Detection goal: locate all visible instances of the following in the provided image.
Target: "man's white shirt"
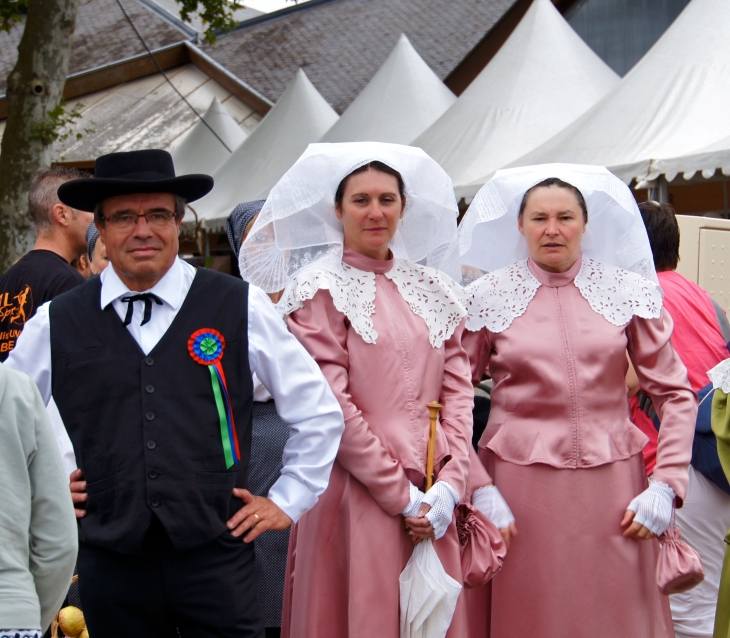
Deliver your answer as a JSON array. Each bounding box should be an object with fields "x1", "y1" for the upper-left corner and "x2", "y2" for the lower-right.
[{"x1": 5, "y1": 258, "x2": 345, "y2": 522}]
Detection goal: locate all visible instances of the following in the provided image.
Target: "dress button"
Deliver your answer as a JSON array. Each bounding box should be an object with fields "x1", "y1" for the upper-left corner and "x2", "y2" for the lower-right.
[
  {"x1": 146, "y1": 440, "x2": 156, "y2": 449},
  {"x1": 146, "y1": 411, "x2": 155, "y2": 421},
  {"x1": 148, "y1": 470, "x2": 158, "y2": 479},
  {"x1": 150, "y1": 498, "x2": 160, "y2": 507},
  {"x1": 145, "y1": 356, "x2": 154, "y2": 366},
  {"x1": 146, "y1": 384, "x2": 155, "y2": 393}
]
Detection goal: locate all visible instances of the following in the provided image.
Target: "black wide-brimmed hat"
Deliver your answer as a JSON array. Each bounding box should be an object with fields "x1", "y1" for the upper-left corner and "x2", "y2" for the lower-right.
[{"x1": 58, "y1": 149, "x2": 214, "y2": 212}]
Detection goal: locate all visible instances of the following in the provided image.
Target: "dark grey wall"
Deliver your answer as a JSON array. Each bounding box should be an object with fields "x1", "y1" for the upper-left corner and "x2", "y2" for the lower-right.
[{"x1": 566, "y1": 0, "x2": 691, "y2": 76}]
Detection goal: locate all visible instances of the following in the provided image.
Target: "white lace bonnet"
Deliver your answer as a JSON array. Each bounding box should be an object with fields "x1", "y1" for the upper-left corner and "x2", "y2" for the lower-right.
[
  {"x1": 239, "y1": 142, "x2": 461, "y2": 292},
  {"x1": 458, "y1": 163, "x2": 658, "y2": 284}
]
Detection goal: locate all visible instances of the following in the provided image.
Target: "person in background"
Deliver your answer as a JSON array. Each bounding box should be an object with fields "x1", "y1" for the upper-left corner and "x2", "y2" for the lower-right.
[
  {"x1": 227, "y1": 200, "x2": 289, "y2": 638},
  {"x1": 85, "y1": 222, "x2": 108, "y2": 276},
  {"x1": 0, "y1": 166, "x2": 91, "y2": 361},
  {"x1": 630, "y1": 201, "x2": 730, "y2": 638},
  {"x1": 70, "y1": 253, "x2": 91, "y2": 279},
  {"x1": 0, "y1": 363, "x2": 77, "y2": 637}
]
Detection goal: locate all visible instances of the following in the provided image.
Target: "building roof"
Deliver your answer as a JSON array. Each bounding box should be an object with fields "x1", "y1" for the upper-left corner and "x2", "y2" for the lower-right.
[
  {"x1": 0, "y1": 0, "x2": 188, "y2": 94},
  {"x1": 201, "y1": 0, "x2": 517, "y2": 114}
]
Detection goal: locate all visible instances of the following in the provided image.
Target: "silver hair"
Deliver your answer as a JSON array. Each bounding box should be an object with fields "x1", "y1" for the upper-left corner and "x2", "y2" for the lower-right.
[{"x1": 28, "y1": 166, "x2": 88, "y2": 232}]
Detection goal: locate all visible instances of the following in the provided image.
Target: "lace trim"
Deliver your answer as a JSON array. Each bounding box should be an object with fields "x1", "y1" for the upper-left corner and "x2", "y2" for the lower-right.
[
  {"x1": 574, "y1": 257, "x2": 662, "y2": 326},
  {"x1": 279, "y1": 256, "x2": 467, "y2": 347},
  {"x1": 465, "y1": 257, "x2": 663, "y2": 333},
  {"x1": 385, "y1": 261, "x2": 468, "y2": 348},
  {"x1": 279, "y1": 251, "x2": 379, "y2": 343},
  {"x1": 465, "y1": 260, "x2": 541, "y2": 333},
  {"x1": 708, "y1": 359, "x2": 730, "y2": 393}
]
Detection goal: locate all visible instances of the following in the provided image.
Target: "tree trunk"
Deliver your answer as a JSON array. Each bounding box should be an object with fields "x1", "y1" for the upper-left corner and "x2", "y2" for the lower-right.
[{"x1": 0, "y1": 0, "x2": 79, "y2": 271}]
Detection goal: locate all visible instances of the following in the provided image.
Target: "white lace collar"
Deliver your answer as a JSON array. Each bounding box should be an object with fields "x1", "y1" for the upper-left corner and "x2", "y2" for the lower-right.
[
  {"x1": 708, "y1": 359, "x2": 730, "y2": 393},
  {"x1": 279, "y1": 252, "x2": 468, "y2": 348},
  {"x1": 465, "y1": 257, "x2": 663, "y2": 333}
]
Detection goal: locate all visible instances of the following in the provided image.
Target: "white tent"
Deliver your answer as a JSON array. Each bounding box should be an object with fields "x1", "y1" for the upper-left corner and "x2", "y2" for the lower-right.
[
  {"x1": 171, "y1": 96, "x2": 247, "y2": 176},
  {"x1": 191, "y1": 69, "x2": 339, "y2": 230},
  {"x1": 509, "y1": 0, "x2": 730, "y2": 177},
  {"x1": 319, "y1": 34, "x2": 456, "y2": 145},
  {"x1": 612, "y1": 134, "x2": 730, "y2": 186},
  {"x1": 413, "y1": 0, "x2": 619, "y2": 199}
]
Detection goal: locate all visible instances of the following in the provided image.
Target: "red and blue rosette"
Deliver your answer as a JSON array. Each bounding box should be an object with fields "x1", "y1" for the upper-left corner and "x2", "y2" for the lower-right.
[{"x1": 187, "y1": 328, "x2": 240, "y2": 469}]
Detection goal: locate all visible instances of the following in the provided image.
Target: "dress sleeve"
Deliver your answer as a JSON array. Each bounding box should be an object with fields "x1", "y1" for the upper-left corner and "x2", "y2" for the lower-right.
[
  {"x1": 461, "y1": 327, "x2": 491, "y2": 386},
  {"x1": 627, "y1": 309, "x2": 697, "y2": 504},
  {"x1": 434, "y1": 320, "x2": 480, "y2": 498},
  {"x1": 287, "y1": 290, "x2": 411, "y2": 516}
]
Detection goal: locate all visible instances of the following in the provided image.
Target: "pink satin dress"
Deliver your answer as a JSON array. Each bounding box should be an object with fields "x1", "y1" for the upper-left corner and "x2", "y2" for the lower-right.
[
  {"x1": 281, "y1": 247, "x2": 476, "y2": 638},
  {"x1": 463, "y1": 256, "x2": 697, "y2": 638}
]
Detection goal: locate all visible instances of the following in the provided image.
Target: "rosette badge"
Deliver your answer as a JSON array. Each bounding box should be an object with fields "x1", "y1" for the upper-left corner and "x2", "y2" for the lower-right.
[{"x1": 188, "y1": 328, "x2": 241, "y2": 468}]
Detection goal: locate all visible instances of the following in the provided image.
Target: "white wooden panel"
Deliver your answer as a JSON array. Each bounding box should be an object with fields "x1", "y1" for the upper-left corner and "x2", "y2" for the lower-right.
[{"x1": 699, "y1": 228, "x2": 730, "y2": 310}]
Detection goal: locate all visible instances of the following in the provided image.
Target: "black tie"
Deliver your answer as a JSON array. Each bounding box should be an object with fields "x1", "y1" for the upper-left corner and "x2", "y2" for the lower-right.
[{"x1": 121, "y1": 293, "x2": 163, "y2": 326}]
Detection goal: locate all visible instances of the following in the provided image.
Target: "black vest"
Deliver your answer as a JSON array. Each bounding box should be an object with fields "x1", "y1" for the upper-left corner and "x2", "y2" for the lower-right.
[{"x1": 50, "y1": 268, "x2": 253, "y2": 554}]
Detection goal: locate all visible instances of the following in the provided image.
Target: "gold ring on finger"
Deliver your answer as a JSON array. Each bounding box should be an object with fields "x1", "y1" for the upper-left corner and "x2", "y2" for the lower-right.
[{"x1": 254, "y1": 513, "x2": 260, "y2": 521}]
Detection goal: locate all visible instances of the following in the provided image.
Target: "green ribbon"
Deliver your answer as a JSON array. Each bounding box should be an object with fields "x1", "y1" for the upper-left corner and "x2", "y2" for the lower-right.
[{"x1": 209, "y1": 365, "x2": 234, "y2": 469}]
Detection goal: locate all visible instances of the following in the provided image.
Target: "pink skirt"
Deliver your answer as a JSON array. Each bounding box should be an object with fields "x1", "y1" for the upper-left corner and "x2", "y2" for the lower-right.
[
  {"x1": 281, "y1": 460, "x2": 468, "y2": 638},
  {"x1": 471, "y1": 450, "x2": 675, "y2": 638}
]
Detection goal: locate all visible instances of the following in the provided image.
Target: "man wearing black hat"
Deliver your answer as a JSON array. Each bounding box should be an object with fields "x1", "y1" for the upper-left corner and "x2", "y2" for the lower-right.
[{"x1": 6, "y1": 150, "x2": 345, "y2": 638}]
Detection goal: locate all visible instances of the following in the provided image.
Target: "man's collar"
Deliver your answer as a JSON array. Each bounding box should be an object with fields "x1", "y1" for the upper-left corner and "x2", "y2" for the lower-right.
[{"x1": 100, "y1": 257, "x2": 187, "y2": 310}]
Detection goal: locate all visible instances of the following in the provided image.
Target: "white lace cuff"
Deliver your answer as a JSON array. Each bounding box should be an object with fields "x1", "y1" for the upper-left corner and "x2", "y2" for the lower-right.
[
  {"x1": 626, "y1": 481, "x2": 675, "y2": 536},
  {"x1": 472, "y1": 485, "x2": 515, "y2": 529},
  {"x1": 402, "y1": 482, "x2": 426, "y2": 518},
  {"x1": 423, "y1": 481, "x2": 459, "y2": 540}
]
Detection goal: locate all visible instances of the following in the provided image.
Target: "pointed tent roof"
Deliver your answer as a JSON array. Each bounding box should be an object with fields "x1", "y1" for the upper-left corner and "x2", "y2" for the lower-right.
[
  {"x1": 319, "y1": 34, "x2": 456, "y2": 144},
  {"x1": 193, "y1": 69, "x2": 339, "y2": 230},
  {"x1": 413, "y1": 0, "x2": 619, "y2": 198},
  {"x1": 171, "y1": 96, "x2": 247, "y2": 176},
  {"x1": 510, "y1": 0, "x2": 730, "y2": 177}
]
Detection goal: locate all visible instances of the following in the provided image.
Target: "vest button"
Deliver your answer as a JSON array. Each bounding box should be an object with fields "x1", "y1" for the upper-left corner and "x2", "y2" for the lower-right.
[
  {"x1": 146, "y1": 411, "x2": 155, "y2": 421},
  {"x1": 148, "y1": 470, "x2": 158, "y2": 479},
  {"x1": 150, "y1": 498, "x2": 160, "y2": 507},
  {"x1": 146, "y1": 440, "x2": 156, "y2": 449},
  {"x1": 145, "y1": 356, "x2": 154, "y2": 366},
  {"x1": 146, "y1": 385, "x2": 155, "y2": 393}
]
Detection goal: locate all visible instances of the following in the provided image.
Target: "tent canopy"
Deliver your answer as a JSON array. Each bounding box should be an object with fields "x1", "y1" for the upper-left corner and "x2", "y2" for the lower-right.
[
  {"x1": 413, "y1": 0, "x2": 619, "y2": 198},
  {"x1": 191, "y1": 69, "x2": 339, "y2": 230},
  {"x1": 171, "y1": 96, "x2": 247, "y2": 176},
  {"x1": 319, "y1": 34, "x2": 456, "y2": 144},
  {"x1": 509, "y1": 0, "x2": 730, "y2": 178}
]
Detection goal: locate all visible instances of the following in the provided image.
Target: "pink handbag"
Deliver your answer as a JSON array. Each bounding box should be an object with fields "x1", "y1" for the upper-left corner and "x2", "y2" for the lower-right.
[
  {"x1": 455, "y1": 502, "x2": 507, "y2": 589},
  {"x1": 656, "y1": 517, "x2": 705, "y2": 595}
]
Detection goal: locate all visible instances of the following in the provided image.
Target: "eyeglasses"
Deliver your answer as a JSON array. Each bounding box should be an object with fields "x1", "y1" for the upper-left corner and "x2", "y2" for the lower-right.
[{"x1": 103, "y1": 211, "x2": 175, "y2": 230}]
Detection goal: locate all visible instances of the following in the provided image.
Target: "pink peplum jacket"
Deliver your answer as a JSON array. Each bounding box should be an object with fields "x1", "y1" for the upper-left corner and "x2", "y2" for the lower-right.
[{"x1": 462, "y1": 254, "x2": 698, "y2": 503}]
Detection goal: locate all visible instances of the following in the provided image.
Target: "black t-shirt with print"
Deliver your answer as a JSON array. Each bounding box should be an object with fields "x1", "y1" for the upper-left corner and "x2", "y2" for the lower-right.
[{"x1": 0, "y1": 249, "x2": 85, "y2": 360}]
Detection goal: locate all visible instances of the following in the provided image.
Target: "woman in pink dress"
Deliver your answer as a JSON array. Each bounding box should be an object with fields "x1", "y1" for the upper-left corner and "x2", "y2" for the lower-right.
[
  {"x1": 239, "y1": 142, "x2": 513, "y2": 638},
  {"x1": 459, "y1": 165, "x2": 698, "y2": 638}
]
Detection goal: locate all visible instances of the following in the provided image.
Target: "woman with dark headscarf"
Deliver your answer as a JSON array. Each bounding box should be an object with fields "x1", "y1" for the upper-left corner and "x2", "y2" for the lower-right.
[{"x1": 227, "y1": 200, "x2": 289, "y2": 638}]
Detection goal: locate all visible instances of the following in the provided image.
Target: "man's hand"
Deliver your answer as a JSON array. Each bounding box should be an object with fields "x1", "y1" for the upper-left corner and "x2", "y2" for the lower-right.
[
  {"x1": 226, "y1": 489, "x2": 293, "y2": 543},
  {"x1": 69, "y1": 468, "x2": 87, "y2": 518}
]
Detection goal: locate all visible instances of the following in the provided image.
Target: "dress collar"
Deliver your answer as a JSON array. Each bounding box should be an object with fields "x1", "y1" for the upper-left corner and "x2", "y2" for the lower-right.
[
  {"x1": 528, "y1": 253, "x2": 583, "y2": 288},
  {"x1": 100, "y1": 257, "x2": 189, "y2": 310},
  {"x1": 342, "y1": 246, "x2": 395, "y2": 274}
]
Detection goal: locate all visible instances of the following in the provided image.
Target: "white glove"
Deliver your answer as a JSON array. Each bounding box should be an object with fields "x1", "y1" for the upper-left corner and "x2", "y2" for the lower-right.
[
  {"x1": 472, "y1": 485, "x2": 515, "y2": 529},
  {"x1": 626, "y1": 480, "x2": 675, "y2": 536},
  {"x1": 402, "y1": 483, "x2": 426, "y2": 518},
  {"x1": 422, "y1": 481, "x2": 459, "y2": 540}
]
